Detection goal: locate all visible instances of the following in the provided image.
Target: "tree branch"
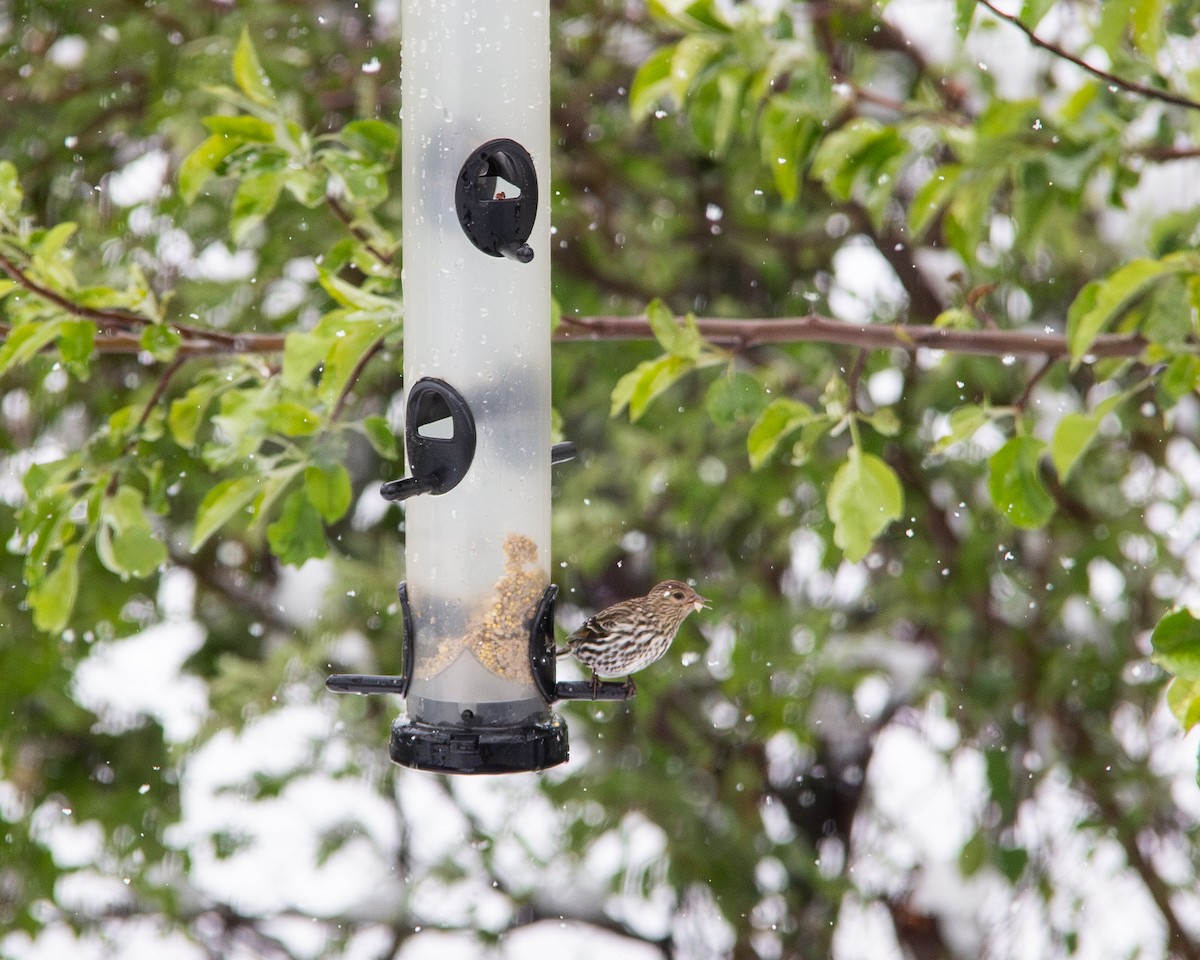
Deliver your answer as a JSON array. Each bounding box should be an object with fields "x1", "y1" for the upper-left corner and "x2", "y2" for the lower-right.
[
  {"x1": 3, "y1": 303, "x2": 1152, "y2": 365},
  {"x1": 326, "y1": 194, "x2": 395, "y2": 266},
  {"x1": 0, "y1": 249, "x2": 241, "y2": 344},
  {"x1": 6, "y1": 312, "x2": 1150, "y2": 362},
  {"x1": 557, "y1": 312, "x2": 1146, "y2": 359},
  {"x1": 975, "y1": 0, "x2": 1200, "y2": 112}
]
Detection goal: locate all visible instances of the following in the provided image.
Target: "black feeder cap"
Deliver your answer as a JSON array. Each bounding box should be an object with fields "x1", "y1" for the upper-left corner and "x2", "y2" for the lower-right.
[{"x1": 390, "y1": 714, "x2": 568, "y2": 774}]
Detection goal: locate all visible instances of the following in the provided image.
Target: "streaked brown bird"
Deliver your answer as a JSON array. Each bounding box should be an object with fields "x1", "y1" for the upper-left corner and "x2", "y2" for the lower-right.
[{"x1": 560, "y1": 580, "x2": 710, "y2": 694}]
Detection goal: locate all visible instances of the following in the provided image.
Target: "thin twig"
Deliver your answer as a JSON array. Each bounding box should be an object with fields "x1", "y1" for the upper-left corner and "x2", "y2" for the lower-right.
[
  {"x1": 975, "y1": 0, "x2": 1200, "y2": 112},
  {"x1": 0, "y1": 249, "x2": 241, "y2": 344},
  {"x1": 132, "y1": 355, "x2": 185, "y2": 436},
  {"x1": 331, "y1": 337, "x2": 386, "y2": 421},
  {"x1": 1012, "y1": 356, "x2": 1056, "y2": 414},
  {"x1": 845, "y1": 347, "x2": 869, "y2": 414},
  {"x1": 326, "y1": 194, "x2": 395, "y2": 266}
]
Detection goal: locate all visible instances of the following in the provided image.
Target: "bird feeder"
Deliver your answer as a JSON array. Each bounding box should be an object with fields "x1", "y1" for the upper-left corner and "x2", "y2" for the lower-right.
[{"x1": 327, "y1": 0, "x2": 628, "y2": 775}]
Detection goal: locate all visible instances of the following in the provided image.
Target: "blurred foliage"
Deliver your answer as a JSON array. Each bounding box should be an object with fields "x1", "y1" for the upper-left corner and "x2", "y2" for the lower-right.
[{"x1": 3, "y1": 0, "x2": 1200, "y2": 958}]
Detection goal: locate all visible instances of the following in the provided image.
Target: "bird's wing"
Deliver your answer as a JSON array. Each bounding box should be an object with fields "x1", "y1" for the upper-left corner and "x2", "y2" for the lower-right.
[
  {"x1": 565, "y1": 617, "x2": 606, "y2": 647},
  {"x1": 565, "y1": 601, "x2": 631, "y2": 647}
]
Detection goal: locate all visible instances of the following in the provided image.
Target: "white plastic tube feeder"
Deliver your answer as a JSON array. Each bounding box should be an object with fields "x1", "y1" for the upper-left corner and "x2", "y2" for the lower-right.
[{"x1": 326, "y1": 0, "x2": 570, "y2": 773}]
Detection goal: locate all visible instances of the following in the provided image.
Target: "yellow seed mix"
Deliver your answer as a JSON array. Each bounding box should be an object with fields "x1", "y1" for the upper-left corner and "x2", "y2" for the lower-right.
[
  {"x1": 411, "y1": 631, "x2": 468, "y2": 681},
  {"x1": 470, "y1": 533, "x2": 547, "y2": 684},
  {"x1": 411, "y1": 533, "x2": 548, "y2": 684}
]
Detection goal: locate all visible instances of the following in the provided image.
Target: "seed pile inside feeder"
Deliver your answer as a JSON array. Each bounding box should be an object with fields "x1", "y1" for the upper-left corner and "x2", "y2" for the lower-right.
[
  {"x1": 469, "y1": 533, "x2": 546, "y2": 683},
  {"x1": 411, "y1": 533, "x2": 547, "y2": 683}
]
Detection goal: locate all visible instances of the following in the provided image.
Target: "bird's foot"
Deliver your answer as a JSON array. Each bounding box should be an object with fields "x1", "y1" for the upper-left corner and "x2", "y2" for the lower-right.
[{"x1": 622, "y1": 676, "x2": 636, "y2": 698}]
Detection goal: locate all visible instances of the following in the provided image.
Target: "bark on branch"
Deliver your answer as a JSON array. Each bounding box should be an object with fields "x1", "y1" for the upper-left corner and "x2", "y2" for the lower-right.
[{"x1": 5, "y1": 311, "x2": 1148, "y2": 361}]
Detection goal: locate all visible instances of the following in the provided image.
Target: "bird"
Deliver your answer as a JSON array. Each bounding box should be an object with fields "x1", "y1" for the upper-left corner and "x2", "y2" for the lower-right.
[{"x1": 559, "y1": 580, "x2": 710, "y2": 695}]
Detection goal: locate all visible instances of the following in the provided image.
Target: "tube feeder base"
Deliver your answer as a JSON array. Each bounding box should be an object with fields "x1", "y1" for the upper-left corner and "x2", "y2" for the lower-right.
[{"x1": 390, "y1": 714, "x2": 568, "y2": 774}]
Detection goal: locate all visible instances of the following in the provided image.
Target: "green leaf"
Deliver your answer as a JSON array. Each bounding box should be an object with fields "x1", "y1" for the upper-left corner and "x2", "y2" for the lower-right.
[
  {"x1": 1018, "y1": 0, "x2": 1055, "y2": 28},
  {"x1": 790, "y1": 419, "x2": 833, "y2": 467},
  {"x1": 959, "y1": 830, "x2": 987, "y2": 877},
  {"x1": 1131, "y1": 0, "x2": 1165, "y2": 57},
  {"x1": 710, "y1": 68, "x2": 749, "y2": 158},
  {"x1": 1166, "y1": 676, "x2": 1200, "y2": 731},
  {"x1": 629, "y1": 354, "x2": 696, "y2": 421},
  {"x1": 341, "y1": 120, "x2": 400, "y2": 162},
  {"x1": 827, "y1": 449, "x2": 903, "y2": 562},
  {"x1": 0, "y1": 159, "x2": 24, "y2": 216},
  {"x1": 668, "y1": 34, "x2": 722, "y2": 104},
  {"x1": 1067, "y1": 258, "x2": 1174, "y2": 364},
  {"x1": 268, "y1": 489, "x2": 329, "y2": 566},
  {"x1": 0, "y1": 318, "x2": 67, "y2": 372},
  {"x1": 866, "y1": 408, "x2": 900, "y2": 437},
  {"x1": 747, "y1": 398, "x2": 814, "y2": 469},
  {"x1": 318, "y1": 319, "x2": 390, "y2": 408},
  {"x1": 34, "y1": 217, "x2": 77, "y2": 262},
  {"x1": 953, "y1": 0, "x2": 976, "y2": 33},
  {"x1": 139, "y1": 324, "x2": 182, "y2": 362},
  {"x1": 646, "y1": 298, "x2": 704, "y2": 360},
  {"x1": 304, "y1": 463, "x2": 352, "y2": 523},
  {"x1": 262, "y1": 401, "x2": 321, "y2": 437},
  {"x1": 282, "y1": 330, "x2": 331, "y2": 391},
  {"x1": 1050, "y1": 412, "x2": 1101, "y2": 482},
  {"x1": 98, "y1": 487, "x2": 167, "y2": 579},
  {"x1": 360, "y1": 415, "x2": 399, "y2": 459},
  {"x1": 29, "y1": 544, "x2": 81, "y2": 633},
  {"x1": 1094, "y1": 0, "x2": 1136, "y2": 55},
  {"x1": 1161, "y1": 355, "x2": 1200, "y2": 405},
  {"x1": 169, "y1": 380, "x2": 221, "y2": 448},
  {"x1": 179, "y1": 134, "x2": 240, "y2": 204},
  {"x1": 997, "y1": 845, "x2": 1029, "y2": 883},
  {"x1": 317, "y1": 268, "x2": 398, "y2": 313},
  {"x1": 760, "y1": 98, "x2": 821, "y2": 203},
  {"x1": 231, "y1": 170, "x2": 283, "y2": 244},
  {"x1": 1151, "y1": 609, "x2": 1200, "y2": 681},
  {"x1": 191, "y1": 475, "x2": 263, "y2": 551},
  {"x1": 984, "y1": 747, "x2": 1016, "y2": 819},
  {"x1": 910, "y1": 165, "x2": 964, "y2": 238},
  {"x1": 103, "y1": 524, "x2": 169, "y2": 579},
  {"x1": 202, "y1": 114, "x2": 276, "y2": 142},
  {"x1": 202, "y1": 387, "x2": 272, "y2": 469},
  {"x1": 233, "y1": 28, "x2": 275, "y2": 107},
  {"x1": 322, "y1": 152, "x2": 389, "y2": 208},
  {"x1": 987, "y1": 436, "x2": 1054, "y2": 529},
  {"x1": 57, "y1": 320, "x2": 95, "y2": 376},
  {"x1": 706, "y1": 372, "x2": 766, "y2": 426},
  {"x1": 810, "y1": 120, "x2": 902, "y2": 203},
  {"x1": 630, "y1": 46, "x2": 674, "y2": 120},
  {"x1": 611, "y1": 360, "x2": 653, "y2": 418}
]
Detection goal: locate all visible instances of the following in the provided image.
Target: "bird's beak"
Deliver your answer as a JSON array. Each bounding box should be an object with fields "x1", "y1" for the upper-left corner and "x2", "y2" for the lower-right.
[{"x1": 694, "y1": 595, "x2": 711, "y2": 612}]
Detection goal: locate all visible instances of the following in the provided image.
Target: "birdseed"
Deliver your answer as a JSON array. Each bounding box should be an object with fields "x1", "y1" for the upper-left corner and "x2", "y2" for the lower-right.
[
  {"x1": 410, "y1": 533, "x2": 547, "y2": 684},
  {"x1": 469, "y1": 533, "x2": 547, "y2": 684}
]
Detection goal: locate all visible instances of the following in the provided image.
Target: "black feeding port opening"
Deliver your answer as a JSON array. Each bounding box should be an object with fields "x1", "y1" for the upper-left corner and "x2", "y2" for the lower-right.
[
  {"x1": 455, "y1": 138, "x2": 539, "y2": 263},
  {"x1": 380, "y1": 378, "x2": 477, "y2": 503}
]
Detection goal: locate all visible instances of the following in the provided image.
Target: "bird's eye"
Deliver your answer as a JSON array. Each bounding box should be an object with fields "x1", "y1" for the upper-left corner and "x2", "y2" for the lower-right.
[{"x1": 672, "y1": 591, "x2": 684, "y2": 600}]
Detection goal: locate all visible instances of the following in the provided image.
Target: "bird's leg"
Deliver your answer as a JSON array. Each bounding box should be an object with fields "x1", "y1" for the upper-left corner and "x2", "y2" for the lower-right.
[
  {"x1": 590, "y1": 669, "x2": 600, "y2": 699},
  {"x1": 623, "y1": 676, "x2": 636, "y2": 698}
]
